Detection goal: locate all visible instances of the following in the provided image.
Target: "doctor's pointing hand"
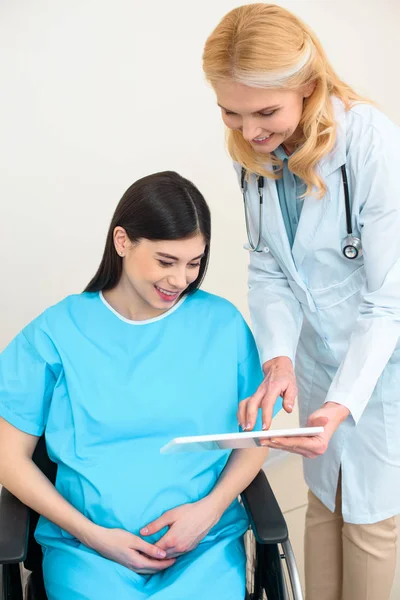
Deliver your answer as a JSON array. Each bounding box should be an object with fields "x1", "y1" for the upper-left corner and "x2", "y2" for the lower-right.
[
  {"x1": 237, "y1": 355, "x2": 344, "y2": 459},
  {"x1": 203, "y1": 4, "x2": 400, "y2": 600}
]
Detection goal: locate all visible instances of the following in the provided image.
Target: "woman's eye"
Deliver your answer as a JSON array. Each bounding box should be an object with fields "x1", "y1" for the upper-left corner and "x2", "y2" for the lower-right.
[
  {"x1": 224, "y1": 110, "x2": 236, "y2": 117},
  {"x1": 188, "y1": 263, "x2": 201, "y2": 269},
  {"x1": 260, "y1": 110, "x2": 276, "y2": 117},
  {"x1": 158, "y1": 260, "x2": 174, "y2": 267}
]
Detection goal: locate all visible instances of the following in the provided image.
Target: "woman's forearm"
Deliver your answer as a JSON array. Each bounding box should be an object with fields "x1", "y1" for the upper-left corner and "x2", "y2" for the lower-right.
[
  {"x1": 207, "y1": 448, "x2": 269, "y2": 514},
  {"x1": 0, "y1": 457, "x2": 97, "y2": 547}
]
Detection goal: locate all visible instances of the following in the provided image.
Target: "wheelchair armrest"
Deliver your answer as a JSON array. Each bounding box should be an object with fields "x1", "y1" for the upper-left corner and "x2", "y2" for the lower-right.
[
  {"x1": 241, "y1": 469, "x2": 288, "y2": 544},
  {"x1": 0, "y1": 487, "x2": 29, "y2": 564}
]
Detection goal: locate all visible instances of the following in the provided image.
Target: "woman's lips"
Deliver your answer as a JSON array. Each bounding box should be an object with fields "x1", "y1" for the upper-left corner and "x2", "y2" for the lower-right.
[{"x1": 154, "y1": 285, "x2": 180, "y2": 302}]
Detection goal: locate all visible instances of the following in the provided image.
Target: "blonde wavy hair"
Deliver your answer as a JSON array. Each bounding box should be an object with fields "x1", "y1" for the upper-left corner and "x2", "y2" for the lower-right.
[{"x1": 202, "y1": 3, "x2": 368, "y2": 197}]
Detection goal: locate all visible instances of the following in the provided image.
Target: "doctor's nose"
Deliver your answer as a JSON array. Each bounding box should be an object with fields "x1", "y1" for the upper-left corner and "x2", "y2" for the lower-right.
[{"x1": 241, "y1": 119, "x2": 263, "y2": 143}]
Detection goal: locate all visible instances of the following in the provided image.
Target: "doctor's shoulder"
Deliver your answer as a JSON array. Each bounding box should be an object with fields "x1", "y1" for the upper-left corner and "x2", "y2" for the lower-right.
[{"x1": 344, "y1": 101, "x2": 400, "y2": 160}]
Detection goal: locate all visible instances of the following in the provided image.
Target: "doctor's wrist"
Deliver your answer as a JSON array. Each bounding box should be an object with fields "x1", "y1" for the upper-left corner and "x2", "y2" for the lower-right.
[
  {"x1": 262, "y1": 356, "x2": 293, "y2": 377},
  {"x1": 323, "y1": 401, "x2": 350, "y2": 426}
]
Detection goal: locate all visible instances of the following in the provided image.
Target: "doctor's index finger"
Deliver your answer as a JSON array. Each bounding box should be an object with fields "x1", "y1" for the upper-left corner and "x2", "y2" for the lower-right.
[
  {"x1": 237, "y1": 399, "x2": 249, "y2": 428},
  {"x1": 244, "y1": 388, "x2": 277, "y2": 431},
  {"x1": 238, "y1": 381, "x2": 266, "y2": 428}
]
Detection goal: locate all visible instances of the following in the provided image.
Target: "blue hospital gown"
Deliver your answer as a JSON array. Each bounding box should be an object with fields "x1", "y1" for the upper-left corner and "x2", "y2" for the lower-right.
[{"x1": 0, "y1": 290, "x2": 281, "y2": 599}]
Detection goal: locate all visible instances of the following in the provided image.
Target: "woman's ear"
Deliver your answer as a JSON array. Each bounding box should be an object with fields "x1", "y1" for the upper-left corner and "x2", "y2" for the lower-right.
[{"x1": 113, "y1": 226, "x2": 128, "y2": 258}]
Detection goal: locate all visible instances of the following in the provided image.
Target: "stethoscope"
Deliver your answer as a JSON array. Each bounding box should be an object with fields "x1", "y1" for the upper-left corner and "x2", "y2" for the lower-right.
[{"x1": 241, "y1": 165, "x2": 363, "y2": 260}]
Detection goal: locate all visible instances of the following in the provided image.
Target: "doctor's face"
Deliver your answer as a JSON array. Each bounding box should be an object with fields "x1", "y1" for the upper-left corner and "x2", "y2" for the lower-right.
[
  {"x1": 214, "y1": 80, "x2": 312, "y2": 154},
  {"x1": 115, "y1": 231, "x2": 206, "y2": 317}
]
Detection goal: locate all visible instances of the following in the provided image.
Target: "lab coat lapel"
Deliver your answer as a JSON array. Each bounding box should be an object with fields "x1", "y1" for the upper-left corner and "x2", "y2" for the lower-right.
[
  {"x1": 292, "y1": 97, "x2": 348, "y2": 270},
  {"x1": 263, "y1": 176, "x2": 300, "y2": 278},
  {"x1": 291, "y1": 182, "x2": 331, "y2": 270}
]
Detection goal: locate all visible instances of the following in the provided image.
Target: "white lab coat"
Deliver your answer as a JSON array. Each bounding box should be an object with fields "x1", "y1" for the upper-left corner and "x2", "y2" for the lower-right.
[{"x1": 238, "y1": 97, "x2": 400, "y2": 524}]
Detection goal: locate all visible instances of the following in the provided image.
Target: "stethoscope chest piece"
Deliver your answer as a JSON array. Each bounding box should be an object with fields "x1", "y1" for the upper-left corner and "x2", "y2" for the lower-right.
[
  {"x1": 342, "y1": 235, "x2": 363, "y2": 260},
  {"x1": 340, "y1": 164, "x2": 362, "y2": 260}
]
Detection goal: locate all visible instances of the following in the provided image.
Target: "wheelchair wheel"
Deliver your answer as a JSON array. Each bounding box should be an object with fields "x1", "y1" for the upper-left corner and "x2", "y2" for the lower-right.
[{"x1": 245, "y1": 528, "x2": 303, "y2": 600}]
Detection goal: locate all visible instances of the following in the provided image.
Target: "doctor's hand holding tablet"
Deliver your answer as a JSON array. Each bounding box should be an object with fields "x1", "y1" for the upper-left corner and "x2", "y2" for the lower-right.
[{"x1": 238, "y1": 355, "x2": 347, "y2": 459}]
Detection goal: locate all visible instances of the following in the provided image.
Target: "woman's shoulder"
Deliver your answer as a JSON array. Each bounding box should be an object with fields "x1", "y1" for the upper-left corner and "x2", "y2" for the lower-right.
[
  {"x1": 185, "y1": 290, "x2": 244, "y2": 323},
  {"x1": 23, "y1": 293, "x2": 99, "y2": 340},
  {"x1": 2, "y1": 294, "x2": 92, "y2": 366},
  {"x1": 185, "y1": 291, "x2": 254, "y2": 355},
  {"x1": 186, "y1": 289, "x2": 238, "y2": 311},
  {"x1": 34, "y1": 292, "x2": 97, "y2": 321}
]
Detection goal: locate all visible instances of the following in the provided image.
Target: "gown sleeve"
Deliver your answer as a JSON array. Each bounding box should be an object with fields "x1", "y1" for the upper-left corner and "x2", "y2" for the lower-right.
[{"x1": 0, "y1": 323, "x2": 58, "y2": 436}]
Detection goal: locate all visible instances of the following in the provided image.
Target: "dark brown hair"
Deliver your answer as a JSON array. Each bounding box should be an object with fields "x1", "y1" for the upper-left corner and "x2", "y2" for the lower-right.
[{"x1": 85, "y1": 171, "x2": 211, "y2": 294}]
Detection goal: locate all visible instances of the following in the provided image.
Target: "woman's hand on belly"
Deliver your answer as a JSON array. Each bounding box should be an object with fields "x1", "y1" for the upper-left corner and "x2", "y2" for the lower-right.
[
  {"x1": 86, "y1": 525, "x2": 176, "y2": 574},
  {"x1": 140, "y1": 497, "x2": 222, "y2": 559}
]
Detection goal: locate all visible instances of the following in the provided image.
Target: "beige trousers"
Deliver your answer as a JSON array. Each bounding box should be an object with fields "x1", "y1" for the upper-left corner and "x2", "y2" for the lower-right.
[{"x1": 304, "y1": 477, "x2": 398, "y2": 600}]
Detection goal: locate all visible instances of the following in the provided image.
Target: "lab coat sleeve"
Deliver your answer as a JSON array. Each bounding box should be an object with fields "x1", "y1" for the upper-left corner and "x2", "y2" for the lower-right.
[
  {"x1": 325, "y1": 126, "x2": 400, "y2": 423},
  {"x1": 248, "y1": 249, "x2": 303, "y2": 366}
]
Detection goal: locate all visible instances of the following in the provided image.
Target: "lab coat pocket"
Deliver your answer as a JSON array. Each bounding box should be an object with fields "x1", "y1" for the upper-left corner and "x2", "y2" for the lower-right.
[
  {"x1": 307, "y1": 266, "x2": 366, "y2": 361},
  {"x1": 308, "y1": 266, "x2": 365, "y2": 309}
]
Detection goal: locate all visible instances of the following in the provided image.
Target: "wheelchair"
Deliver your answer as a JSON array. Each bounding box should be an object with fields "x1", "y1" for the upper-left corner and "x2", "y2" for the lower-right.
[{"x1": 0, "y1": 437, "x2": 303, "y2": 599}]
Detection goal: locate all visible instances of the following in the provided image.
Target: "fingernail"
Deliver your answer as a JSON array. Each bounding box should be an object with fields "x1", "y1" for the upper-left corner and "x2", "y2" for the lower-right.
[
  {"x1": 287, "y1": 404, "x2": 294, "y2": 410},
  {"x1": 262, "y1": 423, "x2": 267, "y2": 430},
  {"x1": 157, "y1": 550, "x2": 166, "y2": 558},
  {"x1": 142, "y1": 527, "x2": 149, "y2": 534},
  {"x1": 270, "y1": 439, "x2": 278, "y2": 444},
  {"x1": 246, "y1": 423, "x2": 251, "y2": 430}
]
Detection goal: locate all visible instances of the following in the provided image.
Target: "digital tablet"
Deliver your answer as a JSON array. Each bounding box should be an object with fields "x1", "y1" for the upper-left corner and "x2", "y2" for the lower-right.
[{"x1": 160, "y1": 426, "x2": 324, "y2": 454}]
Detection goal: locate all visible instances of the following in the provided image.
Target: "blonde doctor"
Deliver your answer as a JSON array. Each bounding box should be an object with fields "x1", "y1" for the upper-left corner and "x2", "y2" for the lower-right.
[{"x1": 203, "y1": 4, "x2": 400, "y2": 600}]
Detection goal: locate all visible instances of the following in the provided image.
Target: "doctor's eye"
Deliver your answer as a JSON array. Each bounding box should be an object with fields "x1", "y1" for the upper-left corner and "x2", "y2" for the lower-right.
[
  {"x1": 188, "y1": 262, "x2": 201, "y2": 269},
  {"x1": 260, "y1": 110, "x2": 277, "y2": 117}
]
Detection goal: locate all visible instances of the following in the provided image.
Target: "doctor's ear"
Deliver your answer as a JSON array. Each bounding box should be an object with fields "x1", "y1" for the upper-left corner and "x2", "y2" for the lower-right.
[{"x1": 303, "y1": 82, "x2": 316, "y2": 99}]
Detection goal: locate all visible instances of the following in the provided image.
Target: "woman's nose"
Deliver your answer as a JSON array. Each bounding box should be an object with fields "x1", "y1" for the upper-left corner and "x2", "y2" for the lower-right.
[{"x1": 167, "y1": 270, "x2": 187, "y2": 290}]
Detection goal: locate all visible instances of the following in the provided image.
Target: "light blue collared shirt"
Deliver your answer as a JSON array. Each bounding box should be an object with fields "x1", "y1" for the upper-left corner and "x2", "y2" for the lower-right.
[{"x1": 273, "y1": 146, "x2": 306, "y2": 248}]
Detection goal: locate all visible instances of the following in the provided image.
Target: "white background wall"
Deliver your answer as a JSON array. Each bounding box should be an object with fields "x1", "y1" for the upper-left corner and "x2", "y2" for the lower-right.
[{"x1": 1, "y1": 0, "x2": 399, "y2": 364}]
